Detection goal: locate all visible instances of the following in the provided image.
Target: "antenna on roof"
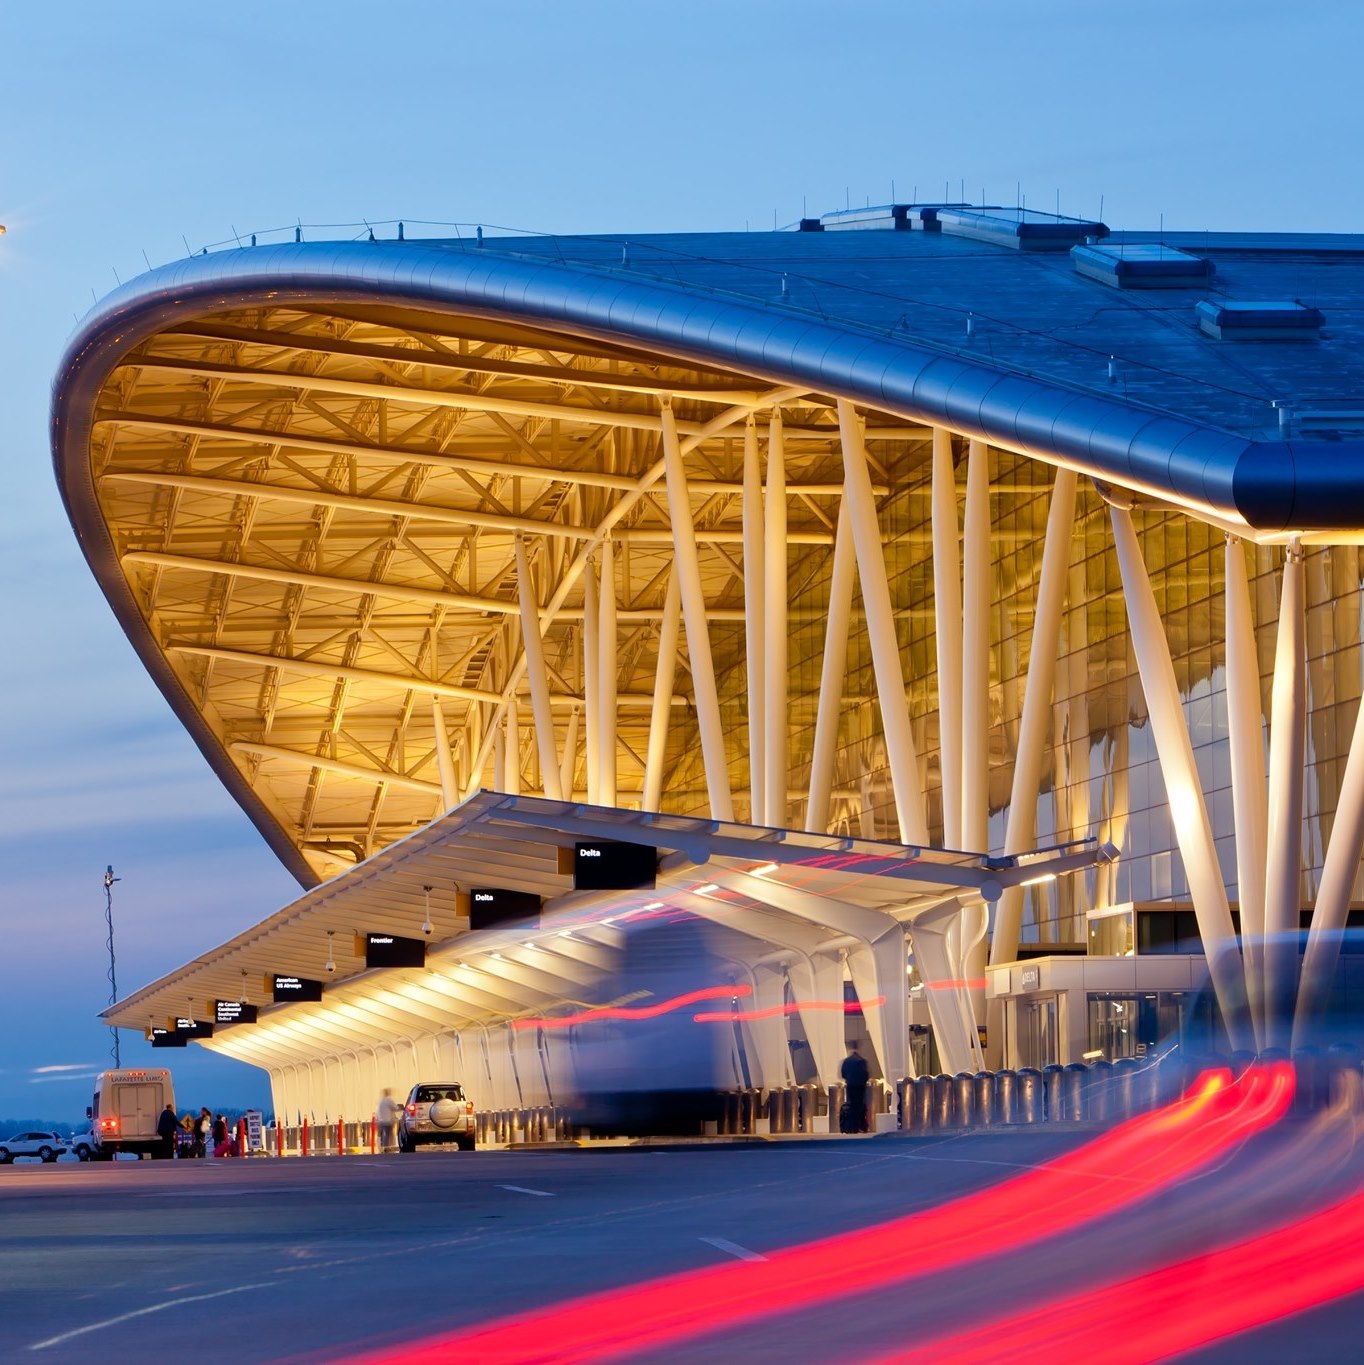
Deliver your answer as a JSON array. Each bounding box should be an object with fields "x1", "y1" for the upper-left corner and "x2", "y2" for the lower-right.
[
  {"x1": 141, "y1": 249, "x2": 152, "y2": 271},
  {"x1": 1099, "y1": 194, "x2": 1104, "y2": 222},
  {"x1": 181, "y1": 234, "x2": 192, "y2": 257},
  {"x1": 892, "y1": 178, "x2": 896, "y2": 202}
]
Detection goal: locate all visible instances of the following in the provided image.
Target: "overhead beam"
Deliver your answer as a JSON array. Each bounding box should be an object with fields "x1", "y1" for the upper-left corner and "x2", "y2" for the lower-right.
[{"x1": 166, "y1": 642, "x2": 669, "y2": 709}]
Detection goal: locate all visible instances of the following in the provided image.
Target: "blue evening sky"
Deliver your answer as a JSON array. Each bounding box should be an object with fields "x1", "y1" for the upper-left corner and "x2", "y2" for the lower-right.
[{"x1": 1, "y1": 0, "x2": 1360, "y2": 1121}]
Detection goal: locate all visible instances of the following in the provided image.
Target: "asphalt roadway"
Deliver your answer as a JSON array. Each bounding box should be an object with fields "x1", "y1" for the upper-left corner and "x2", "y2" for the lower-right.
[{"x1": 1, "y1": 1113, "x2": 1361, "y2": 1364}]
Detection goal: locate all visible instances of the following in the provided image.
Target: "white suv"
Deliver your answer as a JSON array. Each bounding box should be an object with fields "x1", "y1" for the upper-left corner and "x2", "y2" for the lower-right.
[
  {"x1": 397, "y1": 1083, "x2": 475, "y2": 1152},
  {"x1": 0, "y1": 1131, "x2": 68, "y2": 1164}
]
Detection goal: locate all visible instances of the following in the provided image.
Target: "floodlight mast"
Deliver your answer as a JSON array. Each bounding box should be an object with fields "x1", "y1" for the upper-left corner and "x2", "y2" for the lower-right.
[{"x1": 102, "y1": 865, "x2": 120, "y2": 1067}]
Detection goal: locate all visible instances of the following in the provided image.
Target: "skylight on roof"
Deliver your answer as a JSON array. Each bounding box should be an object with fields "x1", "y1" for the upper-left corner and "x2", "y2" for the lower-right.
[{"x1": 1072, "y1": 243, "x2": 1212, "y2": 289}]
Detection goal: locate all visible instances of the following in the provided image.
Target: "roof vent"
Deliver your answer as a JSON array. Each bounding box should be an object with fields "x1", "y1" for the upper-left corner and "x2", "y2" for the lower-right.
[
  {"x1": 1196, "y1": 300, "x2": 1324, "y2": 341},
  {"x1": 936, "y1": 207, "x2": 1108, "y2": 251},
  {"x1": 796, "y1": 217, "x2": 824, "y2": 233},
  {"x1": 1072, "y1": 242, "x2": 1212, "y2": 289}
]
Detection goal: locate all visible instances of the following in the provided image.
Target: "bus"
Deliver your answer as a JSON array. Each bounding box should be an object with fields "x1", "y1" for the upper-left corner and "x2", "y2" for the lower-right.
[{"x1": 90, "y1": 1068, "x2": 175, "y2": 1159}]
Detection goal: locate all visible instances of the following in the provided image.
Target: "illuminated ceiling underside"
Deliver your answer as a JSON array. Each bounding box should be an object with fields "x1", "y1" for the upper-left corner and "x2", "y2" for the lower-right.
[{"x1": 84, "y1": 297, "x2": 940, "y2": 880}]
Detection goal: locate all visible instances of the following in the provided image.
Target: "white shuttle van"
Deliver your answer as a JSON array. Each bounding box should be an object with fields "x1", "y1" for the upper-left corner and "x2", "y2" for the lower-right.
[{"x1": 90, "y1": 1068, "x2": 175, "y2": 1158}]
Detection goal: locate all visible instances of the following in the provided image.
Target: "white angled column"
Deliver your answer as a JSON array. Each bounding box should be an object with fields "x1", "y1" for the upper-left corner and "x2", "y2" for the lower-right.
[
  {"x1": 932, "y1": 427, "x2": 963, "y2": 848},
  {"x1": 559, "y1": 704, "x2": 581, "y2": 802},
  {"x1": 582, "y1": 558, "x2": 600, "y2": 805},
  {"x1": 836, "y1": 399, "x2": 928, "y2": 845},
  {"x1": 1110, "y1": 504, "x2": 1250, "y2": 1049},
  {"x1": 990, "y1": 468, "x2": 1078, "y2": 967},
  {"x1": 431, "y1": 697, "x2": 460, "y2": 809},
  {"x1": 806, "y1": 497, "x2": 855, "y2": 833},
  {"x1": 961, "y1": 439, "x2": 992, "y2": 851},
  {"x1": 1296, "y1": 686, "x2": 1364, "y2": 1044},
  {"x1": 598, "y1": 536, "x2": 619, "y2": 807},
  {"x1": 742, "y1": 416, "x2": 766, "y2": 823},
  {"x1": 643, "y1": 574, "x2": 681, "y2": 812},
  {"x1": 504, "y1": 700, "x2": 521, "y2": 796},
  {"x1": 513, "y1": 535, "x2": 564, "y2": 801},
  {"x1": 1224, "y1": 535, "x2": 1268, "y2": 1046},
  {"x1": 764, "y1": 411, "x2": 790, "y2": 828},
  {"x1": 1262, "y1": 541, "x2": 1306, "y2": 1048},
  {"x1": 661, "y1": 402, "x2": 734, "y2": 821}
]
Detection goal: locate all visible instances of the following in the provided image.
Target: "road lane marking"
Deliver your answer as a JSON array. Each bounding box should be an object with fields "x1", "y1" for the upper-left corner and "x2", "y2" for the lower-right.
[
  {"x1": 700, "y1": 1236, "x2": 767, "y2": 1262},
  {"x1": 28, "y1": 1282, "x2": 276, "y2": 1351},
  {"x1": 498, "y1": 1183, "x2": 555, "y2": 1196}
]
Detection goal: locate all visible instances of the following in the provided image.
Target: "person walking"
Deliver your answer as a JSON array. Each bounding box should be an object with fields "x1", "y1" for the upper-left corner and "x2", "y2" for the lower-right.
[
  {"x1": 196, "y1": 1106, "x2": 212, "y2": 1158},
  {"x1": 840, "y1": 1040, "x2": 870, "y2": 1134},
  {"x1": 377, "y1": 1088, "x2": 399, "y2": 1153},
  {"x1": 155, "y1": 1103, "x2": 179, "y2": 1159}
]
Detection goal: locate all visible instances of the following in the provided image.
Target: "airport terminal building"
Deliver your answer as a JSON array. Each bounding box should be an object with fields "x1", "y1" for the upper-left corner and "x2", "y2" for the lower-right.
[{"x1": 52, "y1": 205, "x2": 1364, "y2": 1124}]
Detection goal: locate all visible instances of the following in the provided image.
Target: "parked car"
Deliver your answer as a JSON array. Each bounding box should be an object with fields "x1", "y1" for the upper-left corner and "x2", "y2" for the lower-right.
[
  {"x1": 0, "y1": 1131, "x2": 68, "y2": 1163},
  {"x1": 397, "y1": 1083, "x2": 475, "y2": 1152},
  {"x1": 68, "y1": 1129, "x2": 97, "y2": 1161}
]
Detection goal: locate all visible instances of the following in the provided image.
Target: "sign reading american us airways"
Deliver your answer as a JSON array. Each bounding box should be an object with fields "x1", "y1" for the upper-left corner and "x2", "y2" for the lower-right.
[
  {"x1": 363, "y1": 933, "x2": 427, "y2": 969},
  {"x1": 270, "y1": 974, "x2": 323, "y2": 1003}
]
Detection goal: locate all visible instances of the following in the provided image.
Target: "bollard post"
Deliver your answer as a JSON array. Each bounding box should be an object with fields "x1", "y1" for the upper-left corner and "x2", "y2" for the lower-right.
[
  {"x1": 1042, "y1": 1064, "x2": 1064, "y2": 1121},
  {"x1": 1087, "y1": 1059, "x2": 1114, "y2": 1121},
  {"x1": 909, "y1": 1075, "x2": 931, "y2": 1132},
  {"x1": 996, "y1": 1069, "x2": 1018, "y2": 1124},
  {"x1": 301, "y1": 1117, "x2": 309, "y2": 1157},
  {"x1": 337, "y1": 1117, "x2": 344, "y2": 1155},
  {"x1": 1062, "y1": 1063, "x2": 1087, "y2": 1121},
  {"x1": 1112, "y1": 1058, "x2": 1139, "y2": 1120},
  {"x1": 276, "y1": 1122, "x2": 284, "y2": 1158},
  {"x1": 953, "y1": 1073, "x2": 976, "y2": 1128},
  {"x1": 829, "y1": 1082, "x2": 845, "y2": 1133},
  {"x1": 973, "y1": 1071, "x2": 996, "y2": 1127},
  {"x1": 236, "y1": 1118, "x2": 246, "y2": 1156},
  {"x1": 782, "y1": 1086, "x2": 798, "y2": 1134},
  {"x1": 931, "y1": 1074, "x2": 954, "y2": 1130},
  {"x1": 1016, "y1": 1067, "x2": 1044, "y2": 1123},
  {"x1": 370, "y1": 1115, "x2": 376, "y2": 1153}
]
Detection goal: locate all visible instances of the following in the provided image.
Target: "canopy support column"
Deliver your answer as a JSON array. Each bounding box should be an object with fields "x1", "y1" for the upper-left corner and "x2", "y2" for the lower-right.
[
  {"x1": 1225, "y1": 535, "x2": 1268, "y2": 1047},
  {"x1": 643, "y1": 574, "x2": 681, "y2": 812},
  {"x1": 764, "y1": 411, "x2": 789, "y2": 828},
  {"x1": 1110, "y1": 504, "x2": 1249, "y2": 1048},
  {"x1": 662, "y1": 401, "x2": 734, "y2": 821},
  {"x1": 598, "y1": 536, "x2": 619, "y2": 806},
  {"x1": 513, "y1": 535, "x2": 563, "y2": 801},
  {"x1": 837, "y1": 399, "x2": 927, "y2": 844},
  {"x1": 431, "y1": 698, "x2": 459, "y2": 810},
  {"x1": 806, "y1": 497, "x2": 854, "y2": 833},
  {"x1": 742, "y1": 416, "x2": 766, "y2": 824},
  {"x1": 932, "y1": 427, "x2": 963, "y2": 848},
  {"x1": 1263, "y1": 541, "x2": 1306, "y2": 1048}
]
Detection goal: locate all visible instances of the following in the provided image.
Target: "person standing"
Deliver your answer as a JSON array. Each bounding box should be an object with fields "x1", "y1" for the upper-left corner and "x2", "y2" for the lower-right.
[
  {"x1": 196, "y1": 1106, "x2": 212, "y2": 1158},
  {"x1": 377, "y1": 1088, "x2": 399, "y2": 1153},
  {"x1": 840, "y1": 1040, "x2": 870, "y2": 1134},
  {"x1": 156, "y1": 1103, "x2": 179, "y2": 1159}
]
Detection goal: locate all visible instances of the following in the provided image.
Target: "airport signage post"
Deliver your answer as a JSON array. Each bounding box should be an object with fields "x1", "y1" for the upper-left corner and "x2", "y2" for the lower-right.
[
  {"x1": 573, "y1": 840, "x2": 658, "y2": 890},
  {"x1": 213, "y1": 1000, "x2": 259, "y2": 1026},
  {"x1": 270, "y1": 974, "x2": 324, "y2": 1003},
  {"x1": 469, "y1": 887, "x2": 542, "y2": 931},
  {"x1": 363, "y1": 933, "x2": 427, "y2": 969}
]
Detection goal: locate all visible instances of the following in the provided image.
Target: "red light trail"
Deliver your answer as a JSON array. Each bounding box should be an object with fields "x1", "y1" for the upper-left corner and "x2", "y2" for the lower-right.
[
  {"x1": 511, "y1": 984, "x2": 750, "y2": 1030},
  {"x1": 350, "y1": 1063, "x2": 1294, "y2": 1365}
]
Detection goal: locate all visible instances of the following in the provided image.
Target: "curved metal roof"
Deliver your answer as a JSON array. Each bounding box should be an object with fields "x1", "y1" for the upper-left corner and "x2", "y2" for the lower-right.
[{"x1": 51, "y1": 229, "x2": 1364, "y2": 886}]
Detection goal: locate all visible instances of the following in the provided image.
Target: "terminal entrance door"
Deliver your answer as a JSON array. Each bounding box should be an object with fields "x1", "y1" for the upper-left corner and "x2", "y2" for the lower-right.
[{"x1": 1016, "y1": 994, "x2": 1060, "y2": 1069}]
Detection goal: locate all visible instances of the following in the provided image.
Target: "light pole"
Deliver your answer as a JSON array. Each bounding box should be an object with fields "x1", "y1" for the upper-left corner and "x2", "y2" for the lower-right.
[{"x1": 103, "y1": 865, "x2": 121, "y2": 1067}]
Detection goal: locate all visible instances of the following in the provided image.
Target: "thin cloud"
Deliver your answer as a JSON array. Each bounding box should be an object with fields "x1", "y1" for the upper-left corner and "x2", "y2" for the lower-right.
[{"x1": 31, "y1": 1064, "x2": 95, "y2": 1074}]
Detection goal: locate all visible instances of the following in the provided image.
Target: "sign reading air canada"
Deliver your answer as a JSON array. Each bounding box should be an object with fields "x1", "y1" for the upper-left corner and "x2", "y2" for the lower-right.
[
  {"x1": 149, "y1": 1027, "x2": 187, "y2": 1048},
  {"x1": 364, "y1": 933, "x2": 427, "y2": 969},
  {"x1": 573, "y1": 840, "x2": 657, "y2": 891},
  {"x1": 213, "y1": 1000, "x2": 259, "y2": 1026},
  {"x1": 270, "y1": 974, "x2": 324, "y2": 1004},
  {"x1": 168, "y1": 1016, "x2": 214, "y2": 1040},
  {"x1": 469, "y1": 887, "x2": 541, "y2": 932}
]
